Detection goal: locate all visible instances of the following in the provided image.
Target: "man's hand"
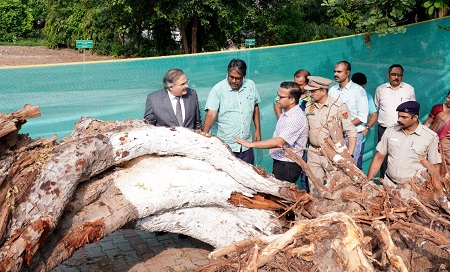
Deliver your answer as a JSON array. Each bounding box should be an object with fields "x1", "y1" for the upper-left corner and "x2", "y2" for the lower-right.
[
  {"x1": 362, "y1": 127, "x2": 369, "y2": 136},
  {"x1": 233, "y1": 135, "x2": 252, "y2": 148},
  {"x1": 254, "y1": 130, "x2": 261, "y2": 142}
]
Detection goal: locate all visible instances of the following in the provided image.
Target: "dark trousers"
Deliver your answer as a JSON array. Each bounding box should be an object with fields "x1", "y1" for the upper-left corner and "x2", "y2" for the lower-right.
[
  {"x1": 234, "y1": 148, "x2": 254, "y2": 165},
  {"x1": 299, "y1": 151, "x2": 309, "y2": 192},
  {"x1": 272, "y1": 159, "x2": 303, "y2": 183},
  {"x1": 377, "y1": 124, "x2": 388, "y2": 178}
]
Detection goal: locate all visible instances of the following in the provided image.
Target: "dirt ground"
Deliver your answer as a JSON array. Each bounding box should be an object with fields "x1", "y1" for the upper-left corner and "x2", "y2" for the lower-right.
[{"x1": 0, "y1": 46, "x2": 117, "y2": 67}]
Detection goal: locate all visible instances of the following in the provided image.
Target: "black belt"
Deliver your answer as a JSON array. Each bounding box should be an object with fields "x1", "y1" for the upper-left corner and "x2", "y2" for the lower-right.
[{"x1": 385, "y1": 173, "x2": 398, "y2": 184}]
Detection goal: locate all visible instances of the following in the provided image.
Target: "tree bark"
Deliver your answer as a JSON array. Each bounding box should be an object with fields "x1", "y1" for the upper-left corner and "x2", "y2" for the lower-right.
[
  {"x1": 179, "y1": 19, "x2": 190, "y2": 54},
  {"x1": 191, "y1": 13, "x2": 199, "y2": 53},
  {"x1": 205, "y1": 212, "x2": 375, "y2": 271},
  {"x1": 0, "y1": 113, "x2": 299, "y2": 272},
  {"x1": 2, "y1": 106, "x2": 450, "y2": 272}
]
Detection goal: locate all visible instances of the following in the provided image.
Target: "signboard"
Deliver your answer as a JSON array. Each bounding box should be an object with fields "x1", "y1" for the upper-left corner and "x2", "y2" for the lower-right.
[
  {"x1": 245, "y1": 39, "x2": 256, "y2": 47},
  {"x1": 76, "y1": 40, "x2": 93, "y2": 49}
]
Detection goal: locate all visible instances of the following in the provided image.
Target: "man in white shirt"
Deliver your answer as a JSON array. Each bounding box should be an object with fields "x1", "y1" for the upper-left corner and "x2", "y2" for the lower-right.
[{"x1": 374, "y1": 64, "x2": 415, "y2": 177}]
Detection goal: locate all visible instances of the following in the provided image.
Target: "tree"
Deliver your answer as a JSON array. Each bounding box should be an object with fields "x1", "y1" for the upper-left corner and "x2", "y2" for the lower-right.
[
  {"x1": 321, "y1": 0, "x2": 447, "y2": 37},
  {"x1": 244, "y1": 0, "x2": 354, "y2": 46},
  {"x1": 424, "y1": 0, "x2": 449, "y2": 17},
  {"x1": 2, "y1": 105, "x2": 450, "y2": 271},
  {"x1": 0, "y1": 105, "x2": 303, "y2": 271},
  {"x1": 0, "y1": 0, "x2": 34, "y2": 42}
]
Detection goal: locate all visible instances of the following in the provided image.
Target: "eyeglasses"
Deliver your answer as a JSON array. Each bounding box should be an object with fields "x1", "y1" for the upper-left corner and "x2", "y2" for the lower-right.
[
  {"x1": 276, "y1": 93, "x2": 291, "y2": 99},
  {"x1": 176, "y1": 79, "x2": 190, "y2": 87},
  {"x1": 389, "y1": 73, "x2": 403, "y2": 77},
  {"x1": 228, "y1": 75, "x2": 243, "y2": 82}
]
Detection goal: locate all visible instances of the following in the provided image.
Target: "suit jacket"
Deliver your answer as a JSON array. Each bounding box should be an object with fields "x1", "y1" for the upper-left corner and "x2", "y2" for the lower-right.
[{"x1": 144, "y1": 88, "x2": 202, "y2": 130}]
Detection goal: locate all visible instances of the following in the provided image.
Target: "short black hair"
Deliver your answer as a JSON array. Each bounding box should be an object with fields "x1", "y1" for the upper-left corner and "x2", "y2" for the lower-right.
[
  {"x1": 388, "y1": 64, "x2": 404, "y2": 73},
  {"x1": 280, "y1": 81, "x2": 301, "y2": 105},
  {"x1": 351, "y1": 72, "x2": 367, "y2": 85},
  {"x1": 294, "y1": 69, "x2": 311, "y2": 83},
  {"x1": 337, "y1": 60, "x2": 351, "y2": 72},
  {"x1": 227, "y1": 59, "x2": 247, "y2": 77}
]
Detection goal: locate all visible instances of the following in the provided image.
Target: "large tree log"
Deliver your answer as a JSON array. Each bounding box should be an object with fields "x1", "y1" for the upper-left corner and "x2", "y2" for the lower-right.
[
  {"x1": 1, "y1": 105, "x2": 450, "y2": 272},
  {"x1": 0, "y1": 112, "x2": 301, "y2": 272}
]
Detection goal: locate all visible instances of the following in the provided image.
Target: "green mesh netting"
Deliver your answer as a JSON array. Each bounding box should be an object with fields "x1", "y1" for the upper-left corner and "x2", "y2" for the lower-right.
[{"x1": 2, "y1": 17, "x2": 450, "y2": 175}]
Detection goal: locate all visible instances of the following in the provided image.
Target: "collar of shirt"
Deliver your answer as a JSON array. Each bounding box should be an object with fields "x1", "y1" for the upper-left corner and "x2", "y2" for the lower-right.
[
  {"x1": 226, "y1": 79, "x2": 248, "y2": 93},
  {"x1": 388, "y1": 82, "x2": 406, "y2": 90},
  {"x1": 394, "y1": 123, "x2": 423, "y2": 136},
  {"x1": 312, "y1": 96, "x2": 337, "y2": 109},
  {"x1": 336, "y1": 80, "x2": 357, "y2": 91},
  {"x1": 281, "y1": 104, "x2": 301, "y2": 117},
  {"x1": 166, "y1": 89, "x2": 179, "y2": 100}
]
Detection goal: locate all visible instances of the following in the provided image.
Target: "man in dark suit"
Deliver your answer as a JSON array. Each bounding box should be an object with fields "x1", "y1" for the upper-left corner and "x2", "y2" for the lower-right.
[{"x1": 144, "y1": 69, "x2": 202, "y2": 130}]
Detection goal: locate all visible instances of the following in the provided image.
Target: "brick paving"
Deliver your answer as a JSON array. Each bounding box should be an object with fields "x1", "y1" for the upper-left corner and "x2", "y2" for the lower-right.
[{"x1": 53, "y1": 229, "x2": 217, "y2": 272}]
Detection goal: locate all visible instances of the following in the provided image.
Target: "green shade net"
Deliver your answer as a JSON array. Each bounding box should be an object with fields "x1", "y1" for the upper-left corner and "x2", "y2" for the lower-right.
[{"x1": 2, "y1": 17, "x2": 450, "y2": 175}]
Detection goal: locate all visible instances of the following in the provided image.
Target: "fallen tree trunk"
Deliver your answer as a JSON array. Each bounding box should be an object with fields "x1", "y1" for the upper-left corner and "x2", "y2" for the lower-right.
[
  {"x1": 0, "y1": 107, "x2": 302, "y2": 272},
  {"x1": 1, "y1": 105, "x2": 450, "y2": 272}
]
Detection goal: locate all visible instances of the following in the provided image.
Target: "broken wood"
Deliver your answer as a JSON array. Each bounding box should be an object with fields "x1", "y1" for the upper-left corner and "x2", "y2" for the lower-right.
[{"x1": 1, "y1": 105, "x2": 450, "y2": 272}]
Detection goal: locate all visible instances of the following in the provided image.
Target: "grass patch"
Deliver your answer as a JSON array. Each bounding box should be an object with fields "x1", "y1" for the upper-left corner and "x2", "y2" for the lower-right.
[{"x1": 0, "y1": 39, "x2": 44, "y2": 46}]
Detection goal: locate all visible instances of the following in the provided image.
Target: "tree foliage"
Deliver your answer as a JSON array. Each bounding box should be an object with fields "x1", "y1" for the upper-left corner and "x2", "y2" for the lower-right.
[
  {"x1": 0, "y1": 0, "x2": 34, "y2": 42},
  {"x1": 246, "y1": 0, "x2": 354, "y2": 46},
  {"x1": 424, "y1": 0, "x2": 449, "y2": 16},
  {"x1": 2, "y1": 0, "x2": 448, "y2": 56},
  {"x1": 321, "y1": 0, "x2": 446, "y2": 36}
]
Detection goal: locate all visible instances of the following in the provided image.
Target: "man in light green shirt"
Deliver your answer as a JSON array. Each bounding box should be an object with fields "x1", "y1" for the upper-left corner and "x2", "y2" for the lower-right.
[{"x1": 203, "y1": 59, "x2": 261, "y2": 164}]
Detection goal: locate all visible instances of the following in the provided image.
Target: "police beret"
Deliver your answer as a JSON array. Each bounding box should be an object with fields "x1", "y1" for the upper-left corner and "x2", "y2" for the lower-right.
[
  {"x1": 396, "y1": 101, "x2": 420, "y2": 114},
  {"x1": 304, "y1": 76, "x2": 333, "y2": 91}
]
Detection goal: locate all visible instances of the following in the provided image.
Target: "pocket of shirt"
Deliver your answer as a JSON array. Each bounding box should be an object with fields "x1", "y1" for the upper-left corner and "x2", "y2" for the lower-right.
[
  {"x1": 410, "y1": 145, "x2": 427, "y2": 158},
  {"x1": 387, "y1": 139, "x2": 401, "y2": 155}
]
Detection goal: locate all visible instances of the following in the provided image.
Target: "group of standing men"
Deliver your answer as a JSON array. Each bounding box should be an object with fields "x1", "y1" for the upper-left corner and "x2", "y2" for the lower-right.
[{"x1": 144, "y1": 58, "x2": 441, "y2": 195}]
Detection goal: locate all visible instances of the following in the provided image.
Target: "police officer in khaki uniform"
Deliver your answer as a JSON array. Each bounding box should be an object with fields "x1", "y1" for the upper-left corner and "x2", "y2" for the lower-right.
[
  {"x1": 367, "y1": 101, "x2": 441, "y2": 185},
  {"x1": 304, "y1": 76, "x2": 357, "y2": 187}
]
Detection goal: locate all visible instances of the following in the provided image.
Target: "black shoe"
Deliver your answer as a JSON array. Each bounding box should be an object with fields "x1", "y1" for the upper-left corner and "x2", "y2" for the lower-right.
[
  {"x1": 178, "y1": 234, "x2": 189, "y2": 239},
  {"x1": 155, "y1": 231, "x2": 167, "y2": 236}
]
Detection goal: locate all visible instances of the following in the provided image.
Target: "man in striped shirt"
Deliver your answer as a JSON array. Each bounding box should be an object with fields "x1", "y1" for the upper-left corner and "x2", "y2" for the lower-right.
[{"x1": 234, "y1": 81, "x2": 307, "y2": 184}]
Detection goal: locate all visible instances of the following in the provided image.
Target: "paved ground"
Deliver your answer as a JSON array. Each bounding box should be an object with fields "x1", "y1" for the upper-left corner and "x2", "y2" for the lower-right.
[{"x1": 53, "y1": 229, "x2": 216, "y2": 272}]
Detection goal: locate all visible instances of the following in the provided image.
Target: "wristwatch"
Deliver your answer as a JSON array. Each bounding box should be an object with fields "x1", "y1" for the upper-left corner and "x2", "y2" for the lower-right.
[{"x1": 365, "y1": 125, "x2": 371, "y2": 130}]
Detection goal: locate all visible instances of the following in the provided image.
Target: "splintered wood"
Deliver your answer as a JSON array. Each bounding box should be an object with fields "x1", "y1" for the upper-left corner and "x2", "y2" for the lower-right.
[
  {"x1": 202, "y1": 212, "x2": 374, "y2": 271},
  {"x1": 1, "y1": 105, "x2": 450, "y2": 272}
]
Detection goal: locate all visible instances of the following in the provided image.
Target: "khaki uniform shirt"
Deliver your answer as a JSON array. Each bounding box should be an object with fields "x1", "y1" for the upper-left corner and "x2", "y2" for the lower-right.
[
  {"x1": 305, "y1": 96, "x2": 357, "y2": 146},
  {"x1": 377, "y1": 123, "x2": 441, "y2": 182}
]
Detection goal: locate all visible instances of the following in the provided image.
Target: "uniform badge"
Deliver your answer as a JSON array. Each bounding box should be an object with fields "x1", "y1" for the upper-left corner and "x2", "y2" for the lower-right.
[
  {"x1": 306, "y1": 105, "x2": 315, "y2": 116},
  {"x1": 342, "y1": 111, "x2": 349, "y2": 119}
]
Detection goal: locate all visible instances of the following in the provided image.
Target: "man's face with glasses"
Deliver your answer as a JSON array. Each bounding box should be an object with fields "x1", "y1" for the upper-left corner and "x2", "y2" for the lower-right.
[
  {"x1": 227, "y1": 69, "x2": 243, "y2": 90},
  {"x1": 169, "y1": 74, "x2": 189, "y2": 96},
  {"x1": 388, "y1": 67, "x2": 403, "y2": 88}
]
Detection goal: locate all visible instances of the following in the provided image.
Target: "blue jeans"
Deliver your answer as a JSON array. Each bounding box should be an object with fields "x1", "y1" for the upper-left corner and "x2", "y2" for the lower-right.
[{"x1": 345, "y1": 132, "x2": 364, "y2": 170}]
